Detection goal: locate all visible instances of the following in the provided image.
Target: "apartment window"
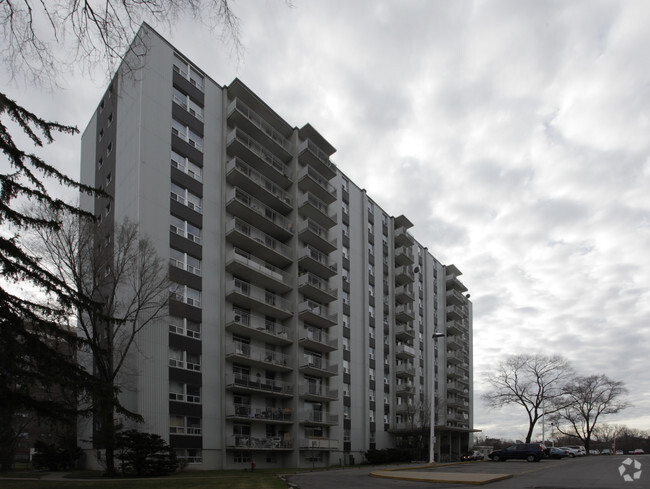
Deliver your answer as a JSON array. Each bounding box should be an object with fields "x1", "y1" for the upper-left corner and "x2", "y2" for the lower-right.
[
  {"x1": 343, "y1": 383, "x2": 351, "y2": 397},
  {"x1": 369, "y1": 368, "x2": 375, "y2": 381},
  {"x1": 170, "y1": 215, "x2": 201, "y2": 244},
  {"x1": 369, "y1": 305, "x2": 375, "y2": 318},
  {"x1": 171, "y1": 183, "x2": 202, "y2": 213},
  {"x1": 369, "y1": 389, "x2": 375, "y2": 402},
  {"x1": 342, "y1": 314, "x2": 350, "y2": 328},
  {"x1": 367, "y1": 201, "x2": 374, "y2": 215},
  {"x1": 342, "y1": 223, "x2": 349, "y2": 237},
  {"x1": 344, "y1": 429, "x2": 350, "y2": 442},
  {"x1": 169, "y1": 381, "x2": 201, "y2": 404},
  {"x1": 341, "y1": 177, "x2": 349, "y2": 192},
  {"x1": 369, "y1": 410, "x2": 375, "y2": 422},
  {"x1": 169, "y1": 316, "x2": 201, "y2": 339},
  {"x1": 369, "y1": 284, "x2": 375, "y2": 297},
  {"x1": 369, "y1": 326, "x2": 375, "y2": 339},
  {"x1": 170, "y1": 248, "x2": 201, "y2": 276},
  {"x1": 369, "y1": 346, "x2": 375, "y2": 360},
  {"x1": 342, "y1": 269, "x2": 349, "y2": 281},
  {"x1": 173, "y1": 54, "x2": 205, "y2": 91},
  {"x1": 343, "y1": 337, "x2": 350, "y2": 351},
  {"x1": 343, "y1": 360, "x2": 350, "y2": 375},
  {"x1": 344, "y1": 406, "x2": 350, "y2": 419},
  {"x1": 171, "y1": 150, "x2": 203, "y2": 182},
  {"x1": 342, "y1": 246, "x2": 349, "y2": 259},
  {"x1": 172, "y1": 118, "x2": 203, "y2": 151},
  {"x1": 342, "y1": 201, "x2": 349, "y2": 215},
  {"x1": 169, "y1": 348, "x2": 201, "y2": 371},
  {"x1": 342, "y1": 291, "x2": 350, "y2": 306},
  {"x1": 172, "y1": 87, "x2": 204, "y2": 120},
  {"x1": 170, "y1": 283, "x2": 202, "y2": 308},
  {"x1": 169, "y1": 415, "x2": 201, "y2": 435}
]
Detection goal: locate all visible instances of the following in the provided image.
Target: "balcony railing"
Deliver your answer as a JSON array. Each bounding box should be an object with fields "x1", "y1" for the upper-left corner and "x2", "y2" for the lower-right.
[
  {"x1": 227, "y1": 435, "x2": 293, "y2": 449},
  {"x1": 395, "y1": 344, "x2": 416, "y2": 358},
  {"x1": 298, "y1": 165, "x2": 337, "y2": 203},
  {"x1": 226, "y1": 278, "x2": 293, "y2": 316},
  {"x1": 225, "y1": 372, "x2": 293, "y2": 395},
  {"x1": 299, "y1": 410, "x2": 338, "y2": 425},
  {"x1": 226, "y1": 218, "x2": 292, "y2": 264},
  {"x1": 227, "y1": 188, "x2": 293, "y2": 236},
  {"x1": 299, "y1": 326, "x2": 337, "y2": 350},
  {"x1": 227, "y1": 157, "x2": 292, "y2": 209},
  {"x1": 228, "y1": 98, "x2": 291, "y2": 152},
  {"x1": 227, "y1": 247, "x2": 287, "y2": 283},
  {"x1": 299, "y1": 438, "x2": 339, "y2": 449},
  {"x1": 225, "y1": 342, "x2": 290, "y2": 368},
  {"x1": 298, "y1": 139, "x2": 337, "y2": 178},
  {"x1": 298, "y1": 300, "x2": 337, "y2": 327},
  {"x1": 299, "y1": 355, "x2": 338, "y2": 375},
  {"x1": 227, "y1": 128, "x2": 290, "y2": 181},
  {"x1": 299, "y1": 383, "x2": 338, "y2": 400},
  {"x1": 298, "y1": 245, "x2": 337, "y2": 278},
  {"x1": 227, "y1": 403, "x2": 293, "y2": 422},
  {"x1": 227, "y1": 309, "x2": 290, "y2": 342}
]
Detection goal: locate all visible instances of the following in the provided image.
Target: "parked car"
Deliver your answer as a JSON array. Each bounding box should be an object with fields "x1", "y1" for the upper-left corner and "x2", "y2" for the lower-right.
[
  {"x1": 558, "y1": 447, "x2": 580, "y2": 458},
  {"x1": 568, "y1": 445, "x2": 586, "y2": 456},
  {"x1": 601, "y1": 449, "x2": 613, "y2": 455},
  {"x1": 589, "y1": 449, "x2": 600, "y2": 455},
  {"x1": 461, "y1": 450, "x2": 484, "y2": 461},
  {"x1": 616, "y1": 450, "x2": 624, "y2": 455},
  {"x1": 546, "y1": 447, "x2": 569, "y2": 459},
  {"x1": 633, "y1": 449, "x2": 645, "y2": 455},
  {"x1": 489, "y1": 443, "x2": 547, "y2": 462}
]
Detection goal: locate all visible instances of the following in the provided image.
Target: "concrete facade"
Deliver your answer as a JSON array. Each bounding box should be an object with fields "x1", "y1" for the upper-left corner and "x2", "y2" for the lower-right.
[{"x1": 78, "y1": 25, "x2": 473, "y2": 470}]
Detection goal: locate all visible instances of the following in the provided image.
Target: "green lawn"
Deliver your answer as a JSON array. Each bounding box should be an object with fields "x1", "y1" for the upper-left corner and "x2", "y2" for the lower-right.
[{"x1": 0, "y1": 469, "x2": 298, "y2": 489}]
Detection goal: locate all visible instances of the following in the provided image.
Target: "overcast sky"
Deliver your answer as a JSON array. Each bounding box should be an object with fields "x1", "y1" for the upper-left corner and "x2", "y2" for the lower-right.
[{"x1": 3, "y1": 0, "x2": 650, "y2": 442}]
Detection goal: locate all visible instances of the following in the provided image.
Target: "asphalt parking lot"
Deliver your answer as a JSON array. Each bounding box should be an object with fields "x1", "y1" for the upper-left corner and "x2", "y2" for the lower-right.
[{"x1": 288, "y1": 455, "x2": 647, "y2": 489}]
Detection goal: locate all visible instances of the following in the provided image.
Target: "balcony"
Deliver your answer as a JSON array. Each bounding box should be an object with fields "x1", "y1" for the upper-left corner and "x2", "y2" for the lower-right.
[
  {"x1": 298, "y1": 245, "x2": 337, "y2": 279},
  {"x1": 299, "y1": 355, "x2": 338, "y2": 377},
  {"x1": 446, "y1": 304, "x2": 469, "y2": 320},
  {"x1": 226, "y1": 403, "x2": 293, "y2": 423},
  {"x1": 394, "y1": 245, "x2": 415, "y2": 266},
  {"x1": 225, "y1": 248, "x2": 291, "y2": 294},
  {"x1": 298, "y1": 300, "x2": 337, "y2": 328},
  {"x1": 225, "y1": 278, "x2": 293, "y2": 319},
  {"x1": 446, "y1": 349, "x2": 469, "y2": 365},
  {"x1": 226, "y1": 128, "x2": 291, "y2": 187},
  {"x1": 395, "y1": 344, "x2": 416, "y2": 359},
  {"x1": 394, "y1": 363, "x2": 416, "y2": 378},
  {"x1": 227, "y1": 98, "x2": 292, "y2": 160},
  {"x1": 394, "y1": 322, "x2": 415, "y2": 341},
  {"x1": 298, "y1": 138, "x2": 337, "y2": 180},
  {"x1": 299, "y1": 327, "x2": 338, "y2": 353},
  {"x1": 299, "y1": 438, "x2": 339, "y2": 450},
  {"x1": 226, "y1": 158, "x2": 292, "y2": 214},
  {"x1": 225, "y1": 342, "x2": 291, "y2": 372},
  {"x1": 446, "y1": 365, "x2": 466, "y2": 380},
  {"x1": 394, "y1": 226, "x2": 415, "y2": 247},
  {"x1": 446, "y1": 396, "x2": 470, "y2": 409},
  {"x1": 395, "y1": 384, "x2": 415, "y2": 396},
  {"x1": 446, "y1": 319, "x2": 468, "y2": 336},
  {"x1": 298, "y1": 165, "x2": 337, "y2": 204},
  {"x1": 298, "y1": 192, "x2": 337, "y2": 229},
  {"x1": 225, "y1": 310, "x2": 291, "y2": 346},
  {"x1": 299, "y1": 383, "x2": 338, "y2": 401},
  {"x1": 395, "y1": 284, "x2": 415, "y2": 304},
  {"x1": 446, "y1": 334, "x2": 468, "y2": 351},
  {"x1": 298, "y1": 272, "x2": 337, "y2": 304},
  {"x1": 226, "y1": 187, "x2": 293, "y2": 240},
  {"x1": 226, "y1": 218, "x2": 292, "y2": 268},
  {"x1": 446, "y1": 381, "x2": 469, "y2": 395},
  {"x1": 299, "y1": 219, "x2": 337, "y2": 254},
  {"x1": 446, "y1": 274, "x2": 468, "y2": 293},
  {"x1": 299, "y1": 410, "x2": 338, "y2": 426},
  {"x1": 225, "y1": 372, "x2": 293, "y2": 397},
  {"x1": 446, "y1": 288, "x2": 468, "y2": 305},
  {"x1": 227, "y1": 435, "x2": 293, "y2": 449},
  {"x1": 394, "y1": 265, "x2": 415, "y2": 285},
  {"x1": 395, "y1": 303, "x2": 415, "y2": 322}
]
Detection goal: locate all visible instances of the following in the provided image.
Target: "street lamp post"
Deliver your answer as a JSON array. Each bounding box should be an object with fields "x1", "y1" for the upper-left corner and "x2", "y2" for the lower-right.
[{"x1": 429, "y1": 331, "x2": 445, "y2": 464}]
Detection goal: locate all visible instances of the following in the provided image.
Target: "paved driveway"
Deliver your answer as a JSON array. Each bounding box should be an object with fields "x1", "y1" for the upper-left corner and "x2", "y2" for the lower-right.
[{"x1": 288, "y1": 455, "x2": 647, "y2": 489}]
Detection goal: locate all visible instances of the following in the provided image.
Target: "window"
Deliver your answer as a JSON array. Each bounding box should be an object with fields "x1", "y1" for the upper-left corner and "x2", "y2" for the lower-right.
[
  {"x1": 107, "y1": 112, "x2": 113, "y2": 126},
  {"x1": 344, "y1": 406, "x2": 350, "y2": 419},
  {"x1": 170, "y1": 283, "x2": 202, "y2": 308},
  {"x1": 169, "y1": 415, "x2": 201, "y2": 435},
  {"x1": 343, "y1": 360, "x2": 350, "y2": 375},
  {"x1": 341, "y1": 177, "x2": 349, "y2": 192},
  {"x1": 369, "y1": 368, "x2": 375, "y2": 381},
  {"x1": 369, "y1": 326, "x2": 375, "y2": 339},
  {"x1": 342, "y1": 223, "x2": 349, "y2": 237},
  {"x1": 343, "y1": 337, "x2": 350, "y2": 351},
  {"x1": 343, "y1": 383, "x2": 351, "y2": 397},
  {"x1": 171, "y1": 150, "x2": 202, "y2": 181},
  {"x1": 172, "y1": 118, "x2": 203, "y2": 151},
  {"x1": 172, "y1": 87, "x2": 204, "y2": 120},
  {"x1": 369, "y1": 410, "x2": 375, "y2": 422},
  {"x1": 173, "y1": 54, "x2": 204, "y2": 91},
  {"x1": 171, "y1": 183, "x2": 202, "y2": 213},
  {"x1": 369, "y1": 389, "x2": 375, "y2": 402},
  {"x1": 342, "y1": 291, "x2": 350, "y2": 305},
  {"x1": 170, "y1": 248, "x2": 202, "y2": 275},
  {"x1": 169, "y1": 316, "x2": 201, "y2": 339},
  {"x1": 342, "y1": 246, "x2": 349, "y2": 259},
  {"x1": 98, "y1": 156, "x2": 103, "y2": 168},
  {"x1": 169, "y1": 381, "x2": 201, "y2": 403},
  {"x1": 368, "y1": 263, "x2": 375, "y2": 276},
  {"x1": 342, "y1": 314, "x2": 350, "y2": 328},
  {"x1": 342, "y1": 202, "x2": 349, "y2": 214},
  {"x1": 106, "y1": 142, "x2": 112, "y2": 155},
  {"x1": 177, "y1": 449, "x2": 202, "y2": 464},
  {"x1": 369, "y1": 346, "x2": 375, "y2": 360},
  {"x1": 98, "y1": 128, "x2": 104, "y2": 141},
  {"x1": 369, "y1": 305, "x2": 375, "y2": 318},
  {"x1": 169, "y1": 348, "x2": 201, "y2": 371},
  {"x1": 105, "y1": 172, "x2": 112, "y2": 185},
  {"x1": 170, "y1": 215, "x2": 201, "y2": 244},
  {"x1": 342, "y1": 269, "x2": 349, "y2": 281},
  {"x1": 344, "y1": 429, "x2": 350, "y2": 442}
]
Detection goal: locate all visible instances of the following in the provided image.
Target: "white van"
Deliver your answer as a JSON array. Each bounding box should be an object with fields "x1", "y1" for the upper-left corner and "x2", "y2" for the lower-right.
[{"x1": 568, "y1": 445, "x2": 586, "y2": 456}]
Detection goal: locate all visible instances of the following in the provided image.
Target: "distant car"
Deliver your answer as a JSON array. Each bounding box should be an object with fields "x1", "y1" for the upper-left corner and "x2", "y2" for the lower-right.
[
  {"x1": 601, "y1": 449, "x2": 613, "y2": 455},
  {"x1": 489, "y1": 443, "x2": 546, "y2": 462},
  {"x1": 589, "y1": 449, "x2": 600, "y2": 455},
  {"x1": 461, "y1": 451, "x2": 484, "y2": 461},
  {"x1": 633, "y1": 449, "x2": 645, "y2": 455},
  {"x1": 616, "y1": 450, "x2": 624, "y2": 455},
  {"x1": 559, "y1": 447, "x2": 580, "y2": 458},
  {"x1": 547, "y1": 447, "x2": 569, "y2": 459}
]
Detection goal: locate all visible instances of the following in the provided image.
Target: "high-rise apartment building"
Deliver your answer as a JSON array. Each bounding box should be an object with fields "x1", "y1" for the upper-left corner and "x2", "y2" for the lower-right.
[{"x1": 79, "y1": 25, "x2": 473, "y2": 470}]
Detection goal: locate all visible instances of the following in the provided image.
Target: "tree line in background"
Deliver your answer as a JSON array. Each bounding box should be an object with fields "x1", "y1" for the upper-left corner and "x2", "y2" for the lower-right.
[
  {"x1": 1, "y1": 0, "x2": 246, "y2": 475},
  {"x1": 483, "y1": 354, "x2": 629, "y2": 453}
]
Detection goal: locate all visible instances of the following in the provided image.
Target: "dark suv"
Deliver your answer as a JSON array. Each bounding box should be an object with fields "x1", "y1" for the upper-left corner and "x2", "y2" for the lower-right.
[{"x1": 489, "y1": 443, "x2": 546, "y2": 462}]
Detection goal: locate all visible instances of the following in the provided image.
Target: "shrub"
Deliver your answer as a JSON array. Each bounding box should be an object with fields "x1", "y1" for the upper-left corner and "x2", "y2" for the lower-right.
[
  {"x1": 32, "y1": 441, "x2": 81, "y2": 471},
  {"x1": 364, "y1": 448, "x2": 413, "y2": 465},
  {"x1": 115, "y1": 430, "x2": 178, "y2": 477}
]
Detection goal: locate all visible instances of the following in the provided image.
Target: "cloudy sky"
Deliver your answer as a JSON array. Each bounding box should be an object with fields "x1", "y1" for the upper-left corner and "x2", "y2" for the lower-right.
[{"x1": 3, "y1": 1, "x2": 649, "y2": 441}]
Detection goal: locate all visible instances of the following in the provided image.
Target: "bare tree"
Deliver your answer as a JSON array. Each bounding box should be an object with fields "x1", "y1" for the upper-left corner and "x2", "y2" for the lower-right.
[
  {"x1": 1, "y1": 0, "x2": 242, "y2": 84},
  {"x1": 483, "y1": 354, "x2": 573, "y2": 443},
  {"x1": 550, "y1": 375, "x2": 629, "y2": 453},
  {"x1": 27, "y1": 208, "x2": 170, "y2": 475}
]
